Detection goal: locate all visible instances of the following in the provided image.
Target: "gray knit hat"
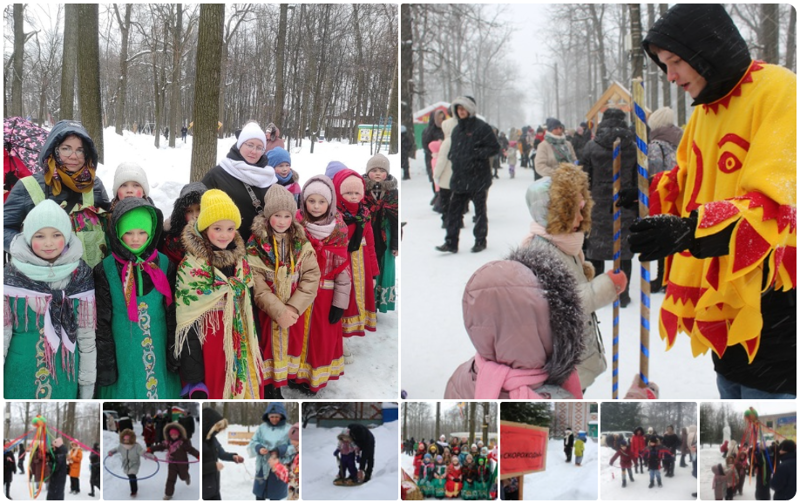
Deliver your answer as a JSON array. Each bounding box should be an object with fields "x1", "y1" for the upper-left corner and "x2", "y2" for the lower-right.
[
  {"x1": 112, "y1": 162, "x2": 150, "y2": 197},
  {"x1": 263, "y1": 184, "x2": 297, "y2": 219},
  {"x1": 366, "y1": 153, "x2": 391, "y2": 176},
  {"x1": 22, "y1": 200, "x2": 73, "y2": 245}
]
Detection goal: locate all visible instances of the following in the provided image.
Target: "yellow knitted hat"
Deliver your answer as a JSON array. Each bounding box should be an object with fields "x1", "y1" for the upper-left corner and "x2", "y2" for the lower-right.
[{"x1": 196, "y1": 189, "x2": 241, "y2": 231}]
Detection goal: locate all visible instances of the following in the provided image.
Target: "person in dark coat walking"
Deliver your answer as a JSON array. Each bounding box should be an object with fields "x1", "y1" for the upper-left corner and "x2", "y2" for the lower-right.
[
  {"x1": 181, "y1": 126, "x2": 188, "y2": 142},
  {"x1": 17, "y1": 444, "x2": 25, "y2": 474},
  {"x1": 661, "y1": 426, "x2": 680, "y2": 476},
  {"x1": 88, "y1": 443, "x2": 100, "y2": 498},
  {"x1": 201, "y1": 408, "x2": 244, "y2": 500},
  {"x1": 400, "y1": 126, "x2": 415, "y2": 180},
  {"x1": 117, "y1": 408, "x2": 134, "y2": 434},
  {"x1": 179, "y1": 411, "x2": 195, "y2": 441},
  {"x1": 201, "y1": 121, "x2": 276, "y2": 243},
  {"x1": 771, "y1": 440, "x2": 796, "y2": 500},
  {"x1": 46, "y1": 438, "x2": 69, "y2": 501},
  {"x1": 436, "y1": 96, "x2": 500, "y2": 254},
  {"x1": 422, "y1": 110, "x2": 446, "y2": 201},
  {"x1": 570, "y1": 122, "x2": 592, "y2": 160},
  {"x1": 580, "y1": 107, "x2": 638, "y2": 307},
  {"x1": 155, "y1": 411, "x2": 168, "y2": 445},
  {"x1": 4, "y1": 444, "x2": 15, "y2": 499},
  {"x1": 563, "y1": 428, "x2": 574, "y2": 462},
  {"x1": 346, "y1": 423, "x2": 376, "y2": 483}
]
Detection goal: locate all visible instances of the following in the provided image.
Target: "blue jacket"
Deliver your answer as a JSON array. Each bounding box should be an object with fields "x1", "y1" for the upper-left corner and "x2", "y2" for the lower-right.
[
  {"x1": 248, "y1": 403, "x2": 294, "y2": 499},
  {"x1": 771, "y1": 452, "x2": 796, "y2": 500}
]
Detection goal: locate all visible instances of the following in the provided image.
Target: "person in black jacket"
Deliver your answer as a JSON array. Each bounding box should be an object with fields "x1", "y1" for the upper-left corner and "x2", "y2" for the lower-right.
[
  {"x1": 580, "y1": 107, "x2": 638, "y2": 307},
  {"x1": 117, "y1": 408, "x2": 134, "y2": 434},
  {"x1": 17, "y1": 444, "x2": 25, "y2": 474},
  {"x1": 4, "y1": 443, "x2": 15, "y2": 499},
  {"x1": 201, "y1": 121, "x2": 275, "y2": 243},
  {"x1": 346, "y1": 423, "x2": 375, "y2": 483},
  {"x1": 436, "y1": 96, "x2": 500, "y2": 254},
  {"x1": 661, "y1": 426, "x2": 680, "y2": 477},
  {"x1": 88, "y1": 442, "x2": 100, "y2": 497},
  {"x1": 155, "y1": 411, "x2": 168, "y2": 444},
  {"x1": 771, "y1": 440, "x2": 796, "y2": 500},
  {"x1": 563, "y1": 428, "x2": 574, "y2": 462},
  {"x1": 202, "y1": 407, "x2": 244, "y2": 500},
  {"x1": 422, "y1": 110, "x2": 446, "y2": 201},
  {"x1": 179, "y1": 411, "x2": 196, "y2": 441},
  {"x1": 570, "y1": 122, "x2": 592, "y2": 160},
  {"x1": 400, "y1": 125, "x2": 415, "y2": 180},
  {"x1": 46, "y1": 438, "x2": 69, "y2": 501}
]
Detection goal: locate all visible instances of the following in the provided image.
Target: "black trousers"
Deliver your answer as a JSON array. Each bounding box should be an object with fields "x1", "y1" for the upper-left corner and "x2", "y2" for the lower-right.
[
  {"x1": 439, "y1": 189, "x2": 452, "y2": 227},
  {"x1": 128, "y1": 474, "x2": 138, "y2": 494},
  {"x1": 564, "y1": 447, "x2": 572, "y2": 462},
  {"x1": 446, "y1": 190, "x2": 488, "y2": 249},
  {"x1": 5, "y1": 481, "x2": 10, "y2": 498},
  {"x1": 70, "y1": 476, "x2": 80, "y2": 493},
  {"x1": 590, "y1": 259, "x2": 632, "y2": 299}
]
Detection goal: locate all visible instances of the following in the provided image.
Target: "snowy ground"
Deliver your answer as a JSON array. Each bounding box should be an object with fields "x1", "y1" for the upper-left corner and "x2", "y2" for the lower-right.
[
  {"x1": 302, "y1": 421, "x2": 399, "y2": 500},
  {"x1": 600, "y1": 445, "x2": 696, "y2": 500},
  {"x1": 103, "y1": 423, "x2": 199, "y2": 500},
  {"x1": 521, "y1": 438, "x2": 598, "y2": 500},
  {"x1": 400, "y1": 445, "x2": 498, "y2": 500},
  {"x1": 7, "y1": 449, "x2": 94, "y2": 500},
  {"x1": 92, "y1": 127, "x2": 398, "y2": 399},
  {"x1": 699, "y1": 444, "x2": 770, "y2": 500},
  {"x1": 400, "y1": 154, "x2": 718, "y2": 399}
]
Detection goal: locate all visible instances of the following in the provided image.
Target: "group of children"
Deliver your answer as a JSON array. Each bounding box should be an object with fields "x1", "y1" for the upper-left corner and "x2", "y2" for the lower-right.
[
  {"x1": 713, "y1": 441, "x2": 777, "y2": 500},
  {"x1": 607, "y1": 426, "x2": 694, "y2": 489},
  {"x1": 562, "y1": 428, "x2": 587, "y2": 467},
  {"x1": 412, "y1": 437, "x2": 497, "y2": 500},
  {"x1": 3, "y1": 137, "x2": 398, "y2": 399}
]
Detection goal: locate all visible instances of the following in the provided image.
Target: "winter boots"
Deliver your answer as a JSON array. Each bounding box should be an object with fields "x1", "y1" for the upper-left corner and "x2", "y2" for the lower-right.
[
  {"x1": 649, "y1": 481, "x2": 654, "y2": 489},
  {"x1": 343, "y1": 339, "x2": 354, "y2": 364},
  {"x1": 622, "y1": 478, "x2": 626, "y2": 488}
]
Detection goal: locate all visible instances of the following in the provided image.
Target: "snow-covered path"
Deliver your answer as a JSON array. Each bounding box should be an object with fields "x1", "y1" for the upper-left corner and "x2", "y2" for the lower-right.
[
  {"x1": 522, "y1": 438, "x2": 598, "y2": 500},
  {"x1": 7, "y1": 450, "x2": 94, "y2": 500},
  {"x1": 600, "y1": 445, "x2": 696, "y2": 500},
  {"x1": 103, "y1": 423, "x2": 199, "y2": 500},
  {"x1": 303, "y1": 421, "x2": 399, "y2": 500},
  {"x1": 400, "y1": 154, "x2": 718, "y2": 399}
]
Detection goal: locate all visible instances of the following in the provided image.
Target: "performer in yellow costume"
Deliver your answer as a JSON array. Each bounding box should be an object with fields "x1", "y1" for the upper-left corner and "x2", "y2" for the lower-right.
[{"x1": 630, "y1": 4, "x2": 796, "y2": 398}]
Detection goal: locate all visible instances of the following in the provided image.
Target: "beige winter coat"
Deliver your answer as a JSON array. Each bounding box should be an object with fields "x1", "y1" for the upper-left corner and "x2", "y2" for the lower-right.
[
  {"x1": 433, "y1": 117, "x2": 458, "y2": 189},
  {"x1": 534, "y1": 134, "x2": 577, "y2": 178}
]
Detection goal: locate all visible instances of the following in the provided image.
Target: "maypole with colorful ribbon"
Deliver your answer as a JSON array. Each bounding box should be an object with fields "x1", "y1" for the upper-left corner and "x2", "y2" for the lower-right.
[
  {"x1": 611, "y1": 137, "x2": 622, "y2": 399},
  {"x1": 632, "y1": 77, "x2": 651, "y2": 390}
]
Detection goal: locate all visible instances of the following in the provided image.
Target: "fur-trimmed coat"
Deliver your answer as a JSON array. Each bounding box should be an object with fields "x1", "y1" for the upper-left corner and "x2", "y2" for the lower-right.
[
  {"x1": 108, "y1": 429, "x2": 145, "y2": 475},
  {"x1": 149, "y1": 421, "x2": 199, "y2": 463}
]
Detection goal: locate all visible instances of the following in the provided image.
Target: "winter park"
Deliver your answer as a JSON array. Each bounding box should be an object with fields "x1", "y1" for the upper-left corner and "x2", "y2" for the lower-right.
[
  {"x1": 103, "y1": 403, "x2": 200, "y2": 501},
  {"x1": 3, "y1": 4, "x2": 399, "y2": 400},
  {"x1": 303, "y1": 402, "x2": 399, "y2": 500},
  {"x1": 698, "y1": 401, "x2": 796, "y2": 501},
  {"x1": 599, "y1": 402, "x2": 698, "y2": 500},
  {"x1": 400, "y1": 402, "x2": 498, "y2": 501},
  {"x1": 497, "y1": 402, "x2": 598, "y2": 500},
  {"x1": 399, "y1": 4, "x2": 796, "y2": 400},
  {"x1": 3, "y1": 402, "x2": 101, "y2": 500}
]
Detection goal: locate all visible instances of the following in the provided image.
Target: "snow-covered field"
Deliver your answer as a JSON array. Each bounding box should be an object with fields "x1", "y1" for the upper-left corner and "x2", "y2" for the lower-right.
[
  {"x1": 600, "y1": 445, "x2": 696, "y2": 500},
  {"x1": 302, "y1": 421, "x2": 399, "y2": 500},
  {"x1": 400, "y1": 445, "x2": 498, "y2": 500},
  {"x1": 92, "y1": 127, "x2": 398, "y2": 399},
  {"x1": 400, "y1": 155, "x2": 718, "y2": 399},
  {"x1": 521, "y1": 438, "x2": 598, "y2": 500},
  {"x1": 103, "y1": 423, "x2": 199, "y2": 500},
  {"x1": 7, "y1": 449, "x2": 95, "y2": 500}
]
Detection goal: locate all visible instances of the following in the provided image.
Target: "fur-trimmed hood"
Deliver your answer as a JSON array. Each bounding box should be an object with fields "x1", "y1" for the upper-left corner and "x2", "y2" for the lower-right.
[
  {"x1": 119, "y1": 428, "x2": 137, "y2": 445},
  {"x1": 451, "y1": 96, "x2": 477, "y2": 118},
  {"x1": 167, "y1": 182, "x2": 207, "y2": 236},
  {"x1": 526, "y1": 163, "x2": 593, "y2": 235},
  {"x1": 202, "y1": 407, "x2": 228, "y2": 440},
  {"x1": 163, "y1": 421, "x2": 188, "y2": 441},
  {"x1": 181, "y1": 220, "x2": 246, "y2": 269},
  {"x1": 363, "y1": 173, "x2": 398, "y2": 193}
]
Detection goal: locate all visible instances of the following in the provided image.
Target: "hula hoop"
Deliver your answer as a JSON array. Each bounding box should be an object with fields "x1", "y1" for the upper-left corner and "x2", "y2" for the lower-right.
[
  {"x1": 146, "y1": 454, "x2": 200, "y2": 464},
  {"x1": 103, "y1": 455, "x2": 160, "y2": 481}
]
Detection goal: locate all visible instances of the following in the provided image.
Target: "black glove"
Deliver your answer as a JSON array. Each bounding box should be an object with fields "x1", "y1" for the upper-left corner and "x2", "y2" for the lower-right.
[
  {"x1": 628, "y1": 214, "x2": 696, "y2": 261},
  {"x1": 329, "y1": 306, "x2": 344, "y2": 324},
  {"x1": 616, "y1": 187, "x2": 639, "y2": 209}
]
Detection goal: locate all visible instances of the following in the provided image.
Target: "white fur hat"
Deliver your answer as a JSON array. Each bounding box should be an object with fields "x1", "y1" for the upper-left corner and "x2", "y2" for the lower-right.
[{"x1": 113, "y1": 162, "x2": 150, "y2": 197}]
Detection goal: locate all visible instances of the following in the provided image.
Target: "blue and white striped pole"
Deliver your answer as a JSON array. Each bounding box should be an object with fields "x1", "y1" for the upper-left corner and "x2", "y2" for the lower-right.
[{"x1": 612, "y1": 137, "x2": 621, "y2": 399}]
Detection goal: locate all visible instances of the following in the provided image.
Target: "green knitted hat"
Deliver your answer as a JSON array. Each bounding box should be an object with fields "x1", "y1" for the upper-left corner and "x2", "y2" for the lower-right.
[{"x1": 116, "y1": 206, "x2": 154, "y2": 254}]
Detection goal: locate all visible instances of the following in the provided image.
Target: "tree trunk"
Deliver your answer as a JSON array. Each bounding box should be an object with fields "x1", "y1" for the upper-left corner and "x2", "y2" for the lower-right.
[
  {"x1": 629, "y1": 5, "x2": 643, "y2": 80},
  {"x1": 61, "y1": 5, "x2": 79, "y2": 120},
  {"x1": 275, "y1": 4, "x2": 288, "y2": 126},
  {"x1": 11, "y1": 4, "x2": 25, "y2": 117},
  {"x1": 760, "y1": 4, "x2": 780, "y2": 64},
  {"x1": 113, "y1": 4, "x2": 131, "y2": 134},
  {"x1": 77, "y1": 4, "x2": 105, "y2": 163},
  {"x1": 190, "y1": 4, "x2": 224, "y2": 181},
  {"x1": 23, "y1": 402, "x2": 31, "y2": 448},
  {"x1": 468, "y1": 403, "x2": 476, "y2": 446},
  {"x1": 217, "y1": 40, "x2": 228, "y2": 139},
  {"x1": 387, "y1": 58, "x2": 399, "y2": 155},
  {"x1": 403, "y1": 403, "x2": 408, "y2": 440},
  {"x1": 401, "y1": 5, "x2": 415, "y2": 147},
  {"x1": 351, "y1": 5, "x2": 366, "y2": 144},
  {"x1": 588, "y1": 4, "x2": 610, "y2": 92},
  {"x1": 646, "y1": 4, "x2": 658, "y2": 108},
  {"x1": 435, "y1": 402, "x2": 441, "y2": 441},
  {"x1": 787, "y1": 6, "x2": 797, "y2": 72},
  {"x1": 677, "y1": 90, "x2": 686, "y2": 126},
  {"x1": 169, "y1": 4, "x2": 183, "y2": 147},
  {"x1": 482, "y1": 403, "x2": 490, "y2": 445}
]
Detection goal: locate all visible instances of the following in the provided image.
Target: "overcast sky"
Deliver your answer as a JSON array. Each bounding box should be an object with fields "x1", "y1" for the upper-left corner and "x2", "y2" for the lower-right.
[{"x1": 709, "y1": 401, "x2": 796, "y2": 416}]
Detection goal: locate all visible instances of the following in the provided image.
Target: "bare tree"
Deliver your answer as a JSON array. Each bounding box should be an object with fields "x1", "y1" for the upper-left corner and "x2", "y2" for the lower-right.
[
  {"x1": 786, "y1": 6, "x2": 796, "y2": 72},
  {"x1": 77, "y1": 4, "x2": 104, "y2": 163},
  {"x1": 112, "y1": 4, "x2": 132, "y2": 135},
  {"x1": 60, "y1": 4, "x2": 79, "y2": 120},
  {"x1": 760, "y1": 4, "x2": 780, "y2": 64},
  {"x1": 169, "y1": 4, "x2": 183, "y2": 147},
  {"x1": 629, "y1": 4, "x2": 643, "y2": 80},
  {"x1": 11, "y1": 4, "x2": 27, "y2": 117}
]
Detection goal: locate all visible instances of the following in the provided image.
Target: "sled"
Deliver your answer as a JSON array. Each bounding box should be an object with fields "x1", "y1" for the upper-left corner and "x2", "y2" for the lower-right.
[{"x1": 333, "y1": 478, "x2": 365, "y2": 487}]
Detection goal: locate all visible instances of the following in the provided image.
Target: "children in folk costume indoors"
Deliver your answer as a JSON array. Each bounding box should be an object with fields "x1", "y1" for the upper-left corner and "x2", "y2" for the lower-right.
[
  {"x1": 201, "y1": 407, "x2": 245, "y2": 501},
  {"x1": 148, "y1": 421, "x2": 200, "y2": 500},
  {"x1": 3, "y1": 200, "x2": 97, "y2": 399},
  {"x1": 175, "y1": 189, "x2": 263, "y2": 399},
  {"x1": 108, "y1": 428, "x2": 146, "y2": 497},
  {"x1": 94, "y1": 197, "x2": 181, "y2": 399},
  {"x1": 363, "y1": 153, "x2": 398, "y2": 313},
  {"x1": 268, "y1": 147, "x2": 301, "y2": 207},
  {"x1": 444, "y1": 239, "x2": 587, "y2": 399},
  {"x1": 295, "y1": 175, "x2": 350, "y2": 387},
  {"x1": 247, "y1": 184, "x2": 320, "y2": 399},
  {"x1": 334, "y1": 428, "x2": 361, "y2": 485},
  {"x1": 432, "y1": 454, "x2": 447, "y2": 499},
  {"x1": 248, "y1": 403, "x2": 294, "y2": 500},
  {"x1": 445, "y1": 455, "x2": 463, "y2": 498},
  {"x1": 89, "y1": 442, "x2": 100, "y2": 497},
  {"x1": 610, "y1": 439, "x2": 635, "y2": 488},
  {"x1": 159, "y1": 182, "x2": 206, "y2": 267},
  {"x1": 67, "y1": 441, "x2": 83, "y2": 495},
  {"x1": 327, "y1": 163, "x2": 379, "y2": 342},
  {"x1": 574, "y1": 431, "x2": 586, "y2": 466}
]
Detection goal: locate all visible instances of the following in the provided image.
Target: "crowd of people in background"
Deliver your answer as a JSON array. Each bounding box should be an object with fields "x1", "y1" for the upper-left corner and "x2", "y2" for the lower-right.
[{"x1": 715, "y1": 438, "x2": 796, "y2": 500}]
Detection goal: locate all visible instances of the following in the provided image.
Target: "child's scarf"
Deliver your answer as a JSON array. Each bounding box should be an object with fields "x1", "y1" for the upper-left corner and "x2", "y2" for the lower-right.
[
  {"x1": 297, "y1": 212, "x2": 349, "y2": 277},
  {"x1": 472, "y1": 353, "x2": 584, "y2": 399},
  {"x1": 112, "y1": 249, "x2": 172, "y2": 322},
  {"x1": 338, "y1": 200, "x2": 370, "y2": 252}
]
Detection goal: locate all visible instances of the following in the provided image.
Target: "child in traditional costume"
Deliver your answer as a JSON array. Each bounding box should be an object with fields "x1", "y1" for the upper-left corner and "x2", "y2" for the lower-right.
[
  {"x1": 159, "y1": 182, "x2": 206, "y2": 267},
  {"x1": 362, "y1": 154, "x2": 398, "y2": 313}
]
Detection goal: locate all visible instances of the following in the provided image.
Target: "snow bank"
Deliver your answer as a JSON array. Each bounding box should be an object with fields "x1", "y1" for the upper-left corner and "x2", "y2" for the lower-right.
[
  {"x1": 522, "y1": 438, "x2": 597, "y2": 500},
  {"x1": 600, "y1": 445, "x2": 696, "y2": 500}
]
